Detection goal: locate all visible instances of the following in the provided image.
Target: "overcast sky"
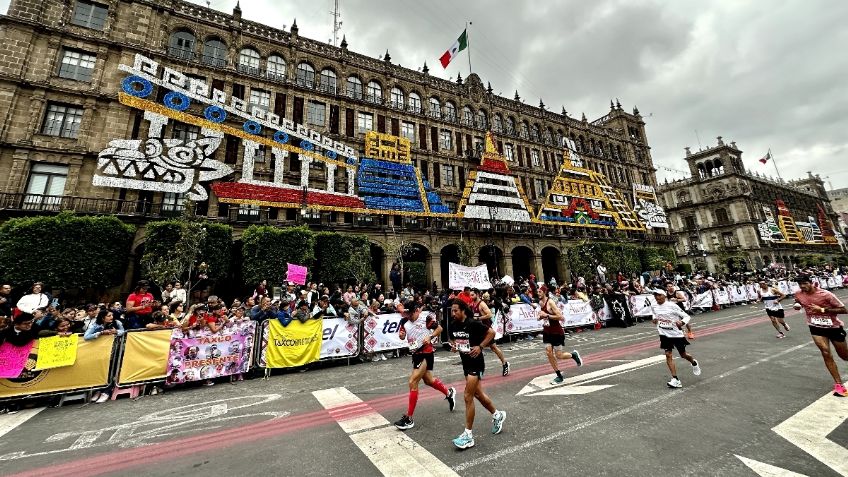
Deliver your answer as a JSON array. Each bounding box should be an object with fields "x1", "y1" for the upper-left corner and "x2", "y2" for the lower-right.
[{"x1": 4, "y1": 0, "x2": 847, "y2": 189}]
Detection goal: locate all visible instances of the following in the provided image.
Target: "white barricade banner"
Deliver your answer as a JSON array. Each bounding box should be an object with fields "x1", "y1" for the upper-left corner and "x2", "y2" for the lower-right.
[
  {"x1": 746, "y1": 284, "x2": 759, "y2": 301},
  {"x1": 789, "y1": 281, "x2": 800, "y2": 294},
  {"x1": 815, "y1": 277, "x2": 828, "y2": 289},
  {"x1": 837, "y1": 275, "x2": 845, "y2": 287},
  {"x1": 363, "y1": 313, "x2": 406, "y2": 352},
  {"x1": 505, "y1": 303, "x2": 544, "y2": 334},
  {"x1": 730, "y1": 286, "x2": 747, "y2": 303},
  {"x1": 827, "y1": 277, "x2": 839, "y2": 288},
  {"x1": 715, "y1": 289, "x2": 730, "y2": 305},
  {"x1": 595, "y1": 302, "x2": 612, "y2": 322},
  {"x1": 558, "y1": 300, "x2": 596, "y2": 327},
  {"x1": 629, "y1": 294, "x2": 658, "y2": 317},
  {"x1": 690, "y1": 291, "x2": 714, "y2": 309},
  {"x1": 492, "y1": 311, "x2": 505, "y2": 340},
  {"x1": 777, "y1": 281, "x2": 791, "y2": 296},
  {"x1": 320, "y1": 317, "x2": 359, "y2": 359},
  {"x1": 448, "y1": 263, "x2": 491, "y2": 290}
]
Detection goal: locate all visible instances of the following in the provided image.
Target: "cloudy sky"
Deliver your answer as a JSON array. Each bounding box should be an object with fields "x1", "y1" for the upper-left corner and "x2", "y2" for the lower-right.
[{"x1": 4, "y1": 0, "x2": 847, "y2": 188}]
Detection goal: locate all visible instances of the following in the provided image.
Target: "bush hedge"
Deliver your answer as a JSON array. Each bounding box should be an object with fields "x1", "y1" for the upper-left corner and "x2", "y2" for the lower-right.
[
  {"x1": 241, "y1": 225, "x2": 314, "y2": 286},
  {"x1": 313, "y1": 232, "x2": 372, "y2": 285}
]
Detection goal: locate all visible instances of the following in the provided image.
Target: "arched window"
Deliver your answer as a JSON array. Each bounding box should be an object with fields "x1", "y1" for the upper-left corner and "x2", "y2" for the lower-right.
[
  {"x1": 238, "y1": 47, "x2": 260, "y2": 74},
  {"x1": 715, "y1": 208, "x2": 730, "y2": 224},
  {"x1": 346, "y1": 76, "x2": 363, "y2": 99},
  {"x1": 444, "y1": 101, "x2": 456, "y2": 121},
  {"x1": 713, "y1": 159, "x2": 724, "y2": 175},
  {"x1": 520, "y1": 121, "x2": 529, "y2": 139},
  {"x1": 506, "y1": 117, "x2": 516, "y2": 135},
  {"x1": 476, "y1": 109, "x2": 488, "y2": 129},
  {"x1": 202, "y1": 38, "x2": 227, "y2": 67},
  {"x1": 266, "y1": 55, "x2": 286, "y2": 81},
  {"x1": 463, "y1": 106, "x2": 474, "y2": 125},
  {"x1": 555, "y1": 130, "x2": 564, "y2": 147},
  {"x1": 697, "y1": 163, "x2": 706, "y2": 179},
  {"x1": 296, "y1": 62, "x2": 315, "y2": 88},
  {"x1": 493, "y1": 114, "x2": 503, "y2": 133},
  {"x1": 408, "y1": 92, "x2": 422, "y2": 113},
  {"x1": 677, "y1": 191, "x2": 691, "y2": 204},
  {"x1": 168, "y1": 30, "x2": 196, "y2": 60},
  {"x1": 530, "y1": 125, "x2": 540, "y2": 141},
  {"x1": 319, "y1": 68, "x2": 337, "y2": 93},
  {"x1": 428, "y1": 97, "x2": 441, "y2": 118},
  {"x1": 366, "y1": 80, "x2": 382, "y2": 103},
  {"x1": 390, "y1": 87, "x2": 404, "y2": 108},
  {"x1": 543, "y1": 128, "x2": 553, "y2": 144},
  {"x1": 597, "y1": 141, "x2": 605, "y2": 158},
  {"x1": 616, "y1": 145, "x2": 623, "y2": 160}
]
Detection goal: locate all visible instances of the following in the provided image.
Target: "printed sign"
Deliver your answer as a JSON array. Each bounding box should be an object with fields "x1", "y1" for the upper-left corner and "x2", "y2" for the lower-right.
[
  {"x1": 629, "y1": 294, "x2": 659, "y2": 317},
  {"x1": 35, "y1": 335, "x2": 79, "y2": 370},
  {"x1": 363, "y1": 313, "x2": 407, "y2": 352},
  {"x1": 0, "y1": 341, "x2": 34, "y2": 379},
  {"x1": 166, "y1": 321, "x2": 255, "y2": 384},
  {"x1": 558, "y1": 300, "x2": 596, "y2": 327},
  {"x1": 287, "y1": 263, "x2": 308, "y2": 286},
  {"x1": 319, "y1": 317, "x2": 359, "y2": 359},
  {"x1": 504, "y1": 303, "x2": 544, "y2": 333},
  {"x1": 264, "y1": 319, "x2": 322, "y2": 368},
  {"x1": 448, "y1": 263, "x2": 491, "y2": 290}
]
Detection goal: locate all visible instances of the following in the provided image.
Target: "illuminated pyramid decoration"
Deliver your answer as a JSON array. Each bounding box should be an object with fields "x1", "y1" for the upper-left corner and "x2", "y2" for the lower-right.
[
  {"x1": 356, "y1": 132, "x2": 449, "y2": 214},
  {"x1": 458, "y1": 132, "x2": 534, "y2": 222},
  {"x1": 423, "y1": 180, "x2": 450, "y2": 213},
  {"x1": 536, "y1": 139, "x2": 644, "y2": 230},
  {"x1": 775, "y1": 199, "x2": 804, "y2": 243},
  {"x1": 817, "y1": 204, "x2": 838, "y2": 243}
]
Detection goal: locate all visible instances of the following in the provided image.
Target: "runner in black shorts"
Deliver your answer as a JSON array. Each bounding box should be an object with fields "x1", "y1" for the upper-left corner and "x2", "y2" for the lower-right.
[
  {"x1": 470, "y1": 289, "x2": 510, "y2": 376},
  {"x1": 758, "y1": 280, "x2": 789, "y2": 338},
  {"x1": 393, "y1": 300, "x2": 456, "y2": 430},
  {"x1": 650, "y1": 289, "x2": 701, "y2": 388},
  {"x1": 449, "y1": 299, "x2": 506, "y2": 449},
  {"x1": 536, "y1": 286, "x2": 582, "y2": 384}
]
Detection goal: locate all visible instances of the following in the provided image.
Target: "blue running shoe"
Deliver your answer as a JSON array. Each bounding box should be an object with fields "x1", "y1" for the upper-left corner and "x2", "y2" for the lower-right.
[
  {"x1": 492, "y1": 410, "x2": 506, "y2": 435},
  {"x1": 453, "y1": 431, "x2": 475, "y2": 449},
  {"x1": 572, "y1": 350, "x2": 583, "y2": 367}
]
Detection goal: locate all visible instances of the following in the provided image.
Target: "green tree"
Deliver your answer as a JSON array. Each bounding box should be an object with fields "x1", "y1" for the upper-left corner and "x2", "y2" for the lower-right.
[
  {"x1": 404, "y1": 262, "x2": 427, "y2": 289},
  {"x1": 314, "y1": 232, "x2": 373, "y2": 284},
  {"x1": 0, "y1": 212, "x2": 135, "y2": 290},
  {"x1": 241, "y1": 225, "x2": 315, "y2": 286}
]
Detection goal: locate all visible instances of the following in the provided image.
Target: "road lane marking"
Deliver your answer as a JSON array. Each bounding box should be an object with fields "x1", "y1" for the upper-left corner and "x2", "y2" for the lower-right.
[
  {"x1": 773, "y1": 390, "x2": 848, "y2": 476},
  {"x1": 518, "y1": 355, "x2": 666, "y2": 396},
  {"x1": 0, "y1": 408, "x2": 45, "y2": 439},
  {"x1": 313, "y1": 387, "x2": 458, "y2": 477},
  {"x1": 735, "y1": 455, "x2": 809, "y2": 476}
]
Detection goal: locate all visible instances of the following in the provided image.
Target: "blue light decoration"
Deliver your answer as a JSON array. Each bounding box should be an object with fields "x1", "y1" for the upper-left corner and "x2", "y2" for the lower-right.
[
  {"x1": 243, "y1": 120, "x2": 262, "y2": 135},
  {"x1": 300, "y1": 140, "x2": 314, "y2": 152},
  {"x1": 325, "y1": 150, "x2": 337, "y2": 160},
  {"x1": 422, "y1": 180, "x2": 450, "y2": 214},
  {"x1": 356, "y1": 158, "x2": 425, "y2": 212},
  {"x1": 204, "y1": 105, "x2": 227, "y2": 123},
  {"x1": 121, "y1": 76, "x2": 153, "y2": 98},
  {"x1": 273, "y1": 130, "x2": 289, "y2": 144},
  {"x1": 346, "y1": 157, "x2": 358, "y2": 166},
  {"x1": 163, "y1": 91, "x2": 190, "y2": 111}
]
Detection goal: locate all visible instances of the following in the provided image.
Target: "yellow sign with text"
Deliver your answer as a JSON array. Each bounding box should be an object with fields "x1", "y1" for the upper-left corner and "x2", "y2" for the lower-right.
[
  {"x1": 265, "y1": 319, "x2": 322, "y2": 368},
  {"x1": 35, "y1": 335, "x2": 79, "y2": 370},
  {"x1": 117, "y1": 330, "x2": 172, "y2": 385}
]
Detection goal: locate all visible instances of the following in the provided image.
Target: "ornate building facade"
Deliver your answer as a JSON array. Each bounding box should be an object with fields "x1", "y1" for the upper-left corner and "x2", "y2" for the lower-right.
[
  {"x1": 0, "y1": 0, "x2": 672, "y2": 288},
  {"x1": 658, "y1": 137, "x2": 843, "y2": 273}
]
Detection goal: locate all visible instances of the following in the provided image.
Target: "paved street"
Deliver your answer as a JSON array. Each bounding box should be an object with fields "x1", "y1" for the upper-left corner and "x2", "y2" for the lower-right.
[{"x1": 2, "y1": 291, "x2": 847, "y2": 477}]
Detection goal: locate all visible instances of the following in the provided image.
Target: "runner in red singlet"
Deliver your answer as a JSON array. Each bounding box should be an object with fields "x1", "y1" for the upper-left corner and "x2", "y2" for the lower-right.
[
  {"x1": 471, "y1": 289, "x2": 510, "y2": 376},
  {"x1": 536, "y1": 286, "x2": 582, "y2": 384}
]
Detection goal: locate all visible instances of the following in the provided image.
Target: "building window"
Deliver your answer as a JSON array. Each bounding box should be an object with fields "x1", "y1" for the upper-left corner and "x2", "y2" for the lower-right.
[
  {"x1": 722, "y1": 232, "x2": 736, "y2": 247},
  {"x1": 296, "y1": 63, "x2": 315, "y2": 88},
  {"x1": 534, "y1": 178, "x2": 545, "y2": 198},
  {"x1": 407, "y1": 92, "x2": 422, "y2": 113},
  {"x1": 267, "y1": 55, "x2": 286, "y2": 81},
  {"x1": 172, "y1": 122, "x2": 200, "y2": 142},
  {"x1": 390, "y1": 87, "x2": 404, "y2": 109},
  {"x1": 238, "y1": 204, "x2": 260, "y2": 219},
  {"x1": 162, "y1": 192, "x2": 185, "y2": 212},
  {"x1": 57, "y1": 48, "x2": 96, "y2": 82},
  {"x1": 307, "y1": 101, "x2": 326, "y2": 127},
  {"x1": 493, "y1": 114, "x2": 503, "y2": 133},
  {"x1": 684, "y1": 216, "x2": 697, "y2": 229},
  {"x1": 444, "y1": 102, "x2": 456, "y2": 121},
  {"x1": 41, "y1": 103, "x2": 83, "y2": 138},
  {"x1": 401, "y1": 121, "x2": 415, "y2": 141},
  {"x1": 357, "y1": 112, "x2": 373, "y2": 133},
  {"x1": 429, "y1": 97, "x2": 441, "y2": 118},
  {"x1": 237, "y1": 48, "x2": 261, "y2": 75},
  {"x1": 71, "y1": 1, "x2": 108, "y2": 30},
  {"x1": 25, "y1": 163, "x2": 68, "y2": 208},
  {"x1": 506, "y1": 117, "x2": 516, "y2": 135},
  {"x1": 476, "y1": 110, "x2": 488, "y2": 129},
  {"x1": 439, "y1": 130, "x2": 452, "y2": 150},
  {"x1": 505, "y1": 143, "x2": 515, "y2": 161},
  {"x1": 366, "y1": 80, "x2": 382, "y2": 104},
  {"x1": 520, "y1": 122, "x2": 529, "y2": 139},
  {"x1": 462, "y1": 106, "x2": 474, "y2": 126},
  {"x1": 530, "y1": 124, "x2": 540, "y2": 142},
  {"x1": 346, "y1": 76, "x2": 363, "y2": 99},
  {"x1": 530, "y1": 149, "x2": 540, "y2": 167},
  {"x1": 202, "y1": 39, "x2": 227, "y2": 67},
  {"x1": 168, "y1": 30, "x2": 196, "y2": 60},
  {"x1": 249, "y1": 89, "x2": 271, "y2": 111},
  {"x1": 255, "y1": 145, "x2": 267, "y2": 163},
  {"x1": 319, "y1": 69, "x2": 337, "y2": 93},
  {"x1": 715, "y1": 208, "x2": 730, "y2": 224},
  {"x1": 443, "y1": 165, "x2": 455, "y2": 187}
]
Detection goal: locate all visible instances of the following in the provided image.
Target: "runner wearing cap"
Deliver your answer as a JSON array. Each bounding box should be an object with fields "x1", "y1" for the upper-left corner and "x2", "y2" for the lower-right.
[
  {"x1": 536, "y1": 287, "x2": 582, "y2": 384},
  {"x1": 793, "y1": 275, "x2": 848, "y2": 397},
  {"x1": 758, "y1": 280, "x2": 789, "y2": 339},
  {"x1": 650, "y1": 289, "x2": 701, "y2": 388},
  {"x1": 470, "y1": 288, "x2": 510, "y2": 376},
  {"x1": 393, "y1": 301, "x2": 456, "y2": 430}
]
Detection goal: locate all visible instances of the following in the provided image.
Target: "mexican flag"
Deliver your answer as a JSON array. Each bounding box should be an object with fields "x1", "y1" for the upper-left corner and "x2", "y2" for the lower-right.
[{"x1": 439, "y1": 29, "x2": 468, "y2": 68}]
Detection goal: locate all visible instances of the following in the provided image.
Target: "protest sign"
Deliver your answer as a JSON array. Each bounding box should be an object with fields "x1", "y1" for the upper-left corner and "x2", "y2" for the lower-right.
[
  {"x1": 35, "y1": 335, "x2": 78, "y2": 370},
  {"x1": 166, "y1": 321, "x2": 255, "y2": 384},
  {"x1": 448, "y1": 263, "x2": 491, "y2": 290},
  {"x1": 0, "y1": 341, "x2": 33, "y2": 379},
  {"x1": 287, "y1": 263, "x2": 308, "y2": 286}
]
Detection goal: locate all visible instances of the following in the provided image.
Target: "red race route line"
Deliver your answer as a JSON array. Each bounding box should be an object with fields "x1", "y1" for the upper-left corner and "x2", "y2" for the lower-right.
[{"x1": 9, "y1": 314, "x2": 769, "y2": 477}]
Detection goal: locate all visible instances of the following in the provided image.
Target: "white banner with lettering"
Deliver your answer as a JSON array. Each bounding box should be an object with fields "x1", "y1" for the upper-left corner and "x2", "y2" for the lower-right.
[
  {"x1": 690, "y1": 291, "x2": 714, "y2": 309},
  {"x1": 715, "y1": 289, "x2": 730, "y2": 305},
  {"x1": 448, "y1": 263, "x2": 492, "y2": 290},
  {"x1": 320, "y1": 317, "x2": 359, "y2": 359},
  {"x1": 363, "y1": 312, "x2": 439, "y2": 353},
  {"x1": 558, "y1": 300, "x2": 597, "y2": 327},
  {"x1": 629, "y1": 294, "x2": 658, "y2": 317},
  {"x1": 504, "y1": 303, "x2": 544, "y2": 334},
  {"x1": 730, "y1": 286, "x2": 747, "y2": 303},
  {"x1": 745, "y1": 284, "x2": 759, "y2": 301}
]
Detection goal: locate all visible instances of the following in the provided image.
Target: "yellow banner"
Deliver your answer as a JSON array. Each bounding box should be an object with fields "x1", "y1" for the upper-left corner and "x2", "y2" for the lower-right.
[
  {"x1": 265, "y1": 319, "x2": 322, "y2": 368},
  {"x1": 35, "y1": 335, "x2": 79, "y2": 370},
  {"x1": 117, "y1": 330, "x2": 172, "y2": 385},
  {"x1": 0, "y1": 335, "x2": 113, "y2": 398}
]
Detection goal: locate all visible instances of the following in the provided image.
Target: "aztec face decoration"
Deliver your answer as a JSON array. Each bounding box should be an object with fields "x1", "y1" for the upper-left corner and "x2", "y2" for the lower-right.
[{"x1": 632, "y1": 184, "x2": 668, "y2": 229}]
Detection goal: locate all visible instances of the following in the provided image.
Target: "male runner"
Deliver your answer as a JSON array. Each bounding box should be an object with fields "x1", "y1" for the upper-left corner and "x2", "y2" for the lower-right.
[
  {"x1": 758, "y1": 280, "x2": 789, "y2": 338},
  {"x1": 449, "y1": 299, "x2": 506, "y2": 449},
  {"x1": 793, "y1": 275, "x2": 847, "y2": 397},
  {"x1": 536, "y1": 286, "x2": 582, "y2": 384},
  {"x1": 665, "y1": 281, "x2": 694, "y2": 339},
  {"x1": 394, "y1": 301, "x2": 456, "y2": 430},
  {"x1": 651, "y1": 289, "x2": 701, "y2": 388},
  {"x1": 470, "y1": 288, "x2": 510, "y2": 376}
]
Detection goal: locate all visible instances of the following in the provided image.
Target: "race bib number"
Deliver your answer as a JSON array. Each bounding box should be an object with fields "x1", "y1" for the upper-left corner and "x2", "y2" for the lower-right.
[
  {"x1": 657, "y1": 319, "x2": 675, "y2": 330},
  {"x1": 810, "y1": 317, "x2": 833, "y2": 327},
  {"x1": 455, "y1": 339, "x2": 471, "y2": 353}
]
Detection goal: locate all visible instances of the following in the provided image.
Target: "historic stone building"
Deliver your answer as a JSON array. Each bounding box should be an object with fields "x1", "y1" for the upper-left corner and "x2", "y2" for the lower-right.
[
  {"x1": 0, "y1": 0, "x2": 672, "y2": 289},
  {"x1": 826, "y1": 187, "x2": 848, "y2": 236},
  {"x1": 658, "y1": 137, "x2": 844, "y2": 273}
]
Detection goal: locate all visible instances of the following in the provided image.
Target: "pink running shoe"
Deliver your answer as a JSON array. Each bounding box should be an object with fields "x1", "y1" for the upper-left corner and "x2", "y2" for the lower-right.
[{"x1": 834, "y1": 383, "x2": 847, "y2": 397}]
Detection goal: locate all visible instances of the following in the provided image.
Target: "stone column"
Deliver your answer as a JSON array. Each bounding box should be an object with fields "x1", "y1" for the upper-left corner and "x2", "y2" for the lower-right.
[
  {"x1": 326, "y1": 163, "x2": 337, "y2": 192},
  {"x1": 272, "y1": 148, "x2": 287, "y2": 185},
  {"x1": 429, "y1": 252, "x2": 442, "y2": 290},
  {"x1": 502, "y1": 253, "x2": 513, "y2": 278},
  {"x1": 533, "y1": 254, "x2": 544, "y2": 280}
]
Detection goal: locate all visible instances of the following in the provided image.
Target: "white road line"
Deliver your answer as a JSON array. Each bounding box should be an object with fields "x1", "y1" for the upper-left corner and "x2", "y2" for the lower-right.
[
  {"x1": 453, "y1": 343, "x2": 810, "y2": 472},
  {"x1": 773, "y1": 390, "x2": 848, "y2": 476},
  {"x1": 517, "y1": 355, "x2": 666, "y2": 396},
  {"x1": 0, "y1": 407, "x2": 45, "y2": 439},
  {"x1": 735, "y1": 455, "x2": 809, "y2": 476},
  {"x1": 313, "y1": 387, "x2": 458, "y2": 477}
]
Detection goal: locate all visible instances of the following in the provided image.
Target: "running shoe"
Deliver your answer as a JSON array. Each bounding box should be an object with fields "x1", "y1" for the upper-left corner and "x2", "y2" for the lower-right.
[
  {"x1": 453, "y1": 431, "x2": 475, "y2": 449},
  {"x1": 550, "y1": 375, "x2": 564, "y2": 385},
  {"x1": 687, "y1": 331, "x2": 695, "y2": 340},
  {"x1": 776, "y1": 332, "x2": 785, "y2": 339},
  {"x1": 571, "y1": 350, "x2": 583, "y2": 367},
  {"x1": 692, "y1": 362, "x2": 701, "y2": 376},
  {"x1": 381, "y1": 353, "x2": 388, "y2": 361},
  {"x1": 834, "y1": 383, "x2": 847, "y2": 397},
  {"x1": 394, "y1": 414, "x2": 415, "y2": 430},
  {"x1": 95, "y1": 392, "x2": 110, "y2": 403},
  {"x1": 446, "y1": 387, "x2": 456, "y2": 412},
  {"x1": 667, "y1": 378, "x2": 683, "y2": 388},
  {"x1": 492, "y1": 410, "x2": 506, "y2": 434},
  {"x1": 502, "y1": 361, "x2": 510, "y2": 376},
  {"x1": 784, "y1": 324, "x2": 791, "y2": 332}
]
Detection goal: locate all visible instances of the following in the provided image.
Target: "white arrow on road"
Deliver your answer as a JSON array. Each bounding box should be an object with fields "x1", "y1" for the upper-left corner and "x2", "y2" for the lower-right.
[
  {"x1": 735, "y1": 455, "x2": 808, "y2": 477},
  {"x1": 517, "y1": 354, "x2": 666, "y2": 396}
]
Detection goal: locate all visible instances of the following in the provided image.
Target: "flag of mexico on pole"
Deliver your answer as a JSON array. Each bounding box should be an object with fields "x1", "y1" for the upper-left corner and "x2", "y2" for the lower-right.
[{"x1": 440, "y1": 29, "x2": 468, "y2": 68}]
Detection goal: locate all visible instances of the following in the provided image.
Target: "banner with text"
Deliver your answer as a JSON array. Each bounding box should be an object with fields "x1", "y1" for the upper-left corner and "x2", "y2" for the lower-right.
[
  {"x1": 166, "y1": 321, "x2": 255, "y2": 384},
  {"x1": 504, "y1": 303, "x2": 544, "y2": 334},
  {"x1": 264, "y1": 319, "x2": 322, "y2": 368},
  {"x1": 35, "y1": 335, "x2": 79, "y2": 370},
  {"x1": 629, "y1": 294, "x2": 659, "y2": 317},
  {"x1": 715, "y1": 289, "x2": 731, "y2": 305},
  {"x1": 0, "y1": 341, "x2": 34, "y2": 379},
  {"x1": 363, "y1": 313, "x2": 407, "y2": 352},
  {"x1": 690, "y1": 291, "x2": 715, "y2": 309},
  {"x1": 558, "y1": 300, "x2": 597, "y2": 327},
  {"x1": 448, "y1": 263, "x2": 491, "y2": 290}
]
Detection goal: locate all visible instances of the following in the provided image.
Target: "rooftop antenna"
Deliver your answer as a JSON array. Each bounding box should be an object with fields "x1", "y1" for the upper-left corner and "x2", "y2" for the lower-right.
[
  {"x1": 330, "y1": 0, "x2": 343, "y2": 47},
  {"x1": 694, "y1": 129, "x2": 703, "y2": 151}
]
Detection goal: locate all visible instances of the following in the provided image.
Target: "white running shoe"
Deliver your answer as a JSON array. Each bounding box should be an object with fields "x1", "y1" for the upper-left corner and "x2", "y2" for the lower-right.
[
  {"x1": 95, "y1": 392, "x2": 110, "y2": 403},
  {"x1": 667, "y1": 378, "x2": 683, "y2": 388},
  {"x1": 491, "y1": 410, "x2": 506, "y2": 434},
  {"x1": 692, "y1": 362, "x2": 701, "y2": 376}
]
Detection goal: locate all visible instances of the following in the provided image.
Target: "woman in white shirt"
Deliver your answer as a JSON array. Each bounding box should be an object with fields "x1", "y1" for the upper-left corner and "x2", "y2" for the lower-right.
[
  {"x1": 170, "y1": 281, "x2": 187, "y2": 304},
  {"x1": 16, "y1": 282, "x2": 50, "y2": 314}
]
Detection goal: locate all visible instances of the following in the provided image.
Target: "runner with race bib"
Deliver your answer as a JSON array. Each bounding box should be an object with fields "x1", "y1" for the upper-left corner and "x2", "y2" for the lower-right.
[
  {"x1": 650, "y1": 289, "x2": 701, "y2": 388},
  {"x1": 792, "y1": 275, "x2": 848, "y2": 397},
  {"x1": 758, "y1": 280, "x2": 790, "y2": 339}
]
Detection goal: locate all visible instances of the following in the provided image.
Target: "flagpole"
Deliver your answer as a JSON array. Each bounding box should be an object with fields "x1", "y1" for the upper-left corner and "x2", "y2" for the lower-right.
[
  {"x1": 466, "y1": 21, "x2": 472, "y2": 75},
  {"x1": 769, "y1": 148, "x2": 783, "y2": 181}
]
